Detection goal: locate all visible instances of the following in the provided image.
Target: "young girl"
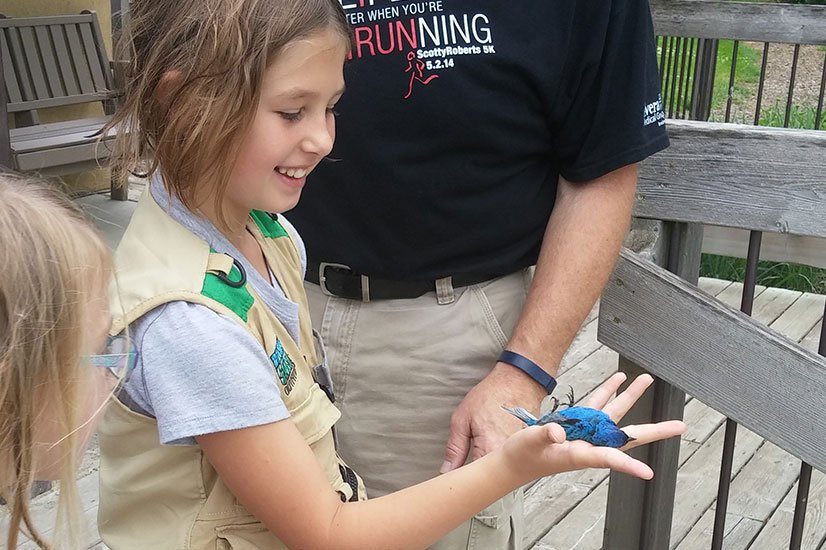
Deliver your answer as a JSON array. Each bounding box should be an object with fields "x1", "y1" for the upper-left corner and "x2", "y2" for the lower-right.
[
  {"x1": 99, "y1": 0, "x2": 685, "y2": 548},
  {"x1": 0, "y1": 173, "x2": 132, "y2": 549}
]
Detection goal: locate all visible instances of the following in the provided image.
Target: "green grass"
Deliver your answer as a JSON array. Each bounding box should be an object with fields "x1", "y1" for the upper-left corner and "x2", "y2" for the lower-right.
[
  {"x1": 709, "y1": 40, "x2": 762, "y2": 112},
  {"x1": 657, "y1": 39, "x2": 762, "y2": 116},
  {"x1": 759, "y1": 100, "x2": 826, "y2": 129},
  {"x1": 701, "y1": 254, "x2": 826, "y2": 294}
]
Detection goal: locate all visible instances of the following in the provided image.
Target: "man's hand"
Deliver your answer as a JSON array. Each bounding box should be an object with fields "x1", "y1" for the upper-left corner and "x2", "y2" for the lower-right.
[{"x1": 440, "y1": 362, "x2": 549, "y2": 473}]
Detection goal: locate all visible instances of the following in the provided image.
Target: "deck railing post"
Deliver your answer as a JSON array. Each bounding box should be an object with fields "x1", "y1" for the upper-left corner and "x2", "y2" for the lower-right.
[
  {"x1": 0, "y1": 48, "x2": 11, "y2": 170},
  {"x1": 690, "y1": 38, "x2": 718, "y2": 121},
  {"x1": 109, "y1": 0, "x2": 130, "y2": 201},
  {"x1": 602, "y1": 221, "x2": 702, "y2": 549}
]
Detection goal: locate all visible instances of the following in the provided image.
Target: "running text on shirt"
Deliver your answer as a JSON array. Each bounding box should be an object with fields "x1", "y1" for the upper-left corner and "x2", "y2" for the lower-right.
[{"x1": 340, "y1": 1, "x2": 496, "y2": 65}]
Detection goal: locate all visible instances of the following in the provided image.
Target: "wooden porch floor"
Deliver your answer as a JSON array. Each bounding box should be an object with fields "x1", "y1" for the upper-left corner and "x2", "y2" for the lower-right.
[{"x1": 6, "y1": 278, "x2": 826, "y2": 549}]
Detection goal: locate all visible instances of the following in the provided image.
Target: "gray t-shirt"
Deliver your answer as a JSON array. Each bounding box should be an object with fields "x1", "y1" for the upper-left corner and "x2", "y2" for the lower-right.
[{"x1": 121, "y1": 176, "x2": 306, "y2": 445}]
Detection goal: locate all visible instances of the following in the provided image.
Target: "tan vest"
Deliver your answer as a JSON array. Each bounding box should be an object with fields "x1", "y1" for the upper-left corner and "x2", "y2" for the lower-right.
[{"x1": 98, "y1": 190, "x2": 365, "y2": 549}]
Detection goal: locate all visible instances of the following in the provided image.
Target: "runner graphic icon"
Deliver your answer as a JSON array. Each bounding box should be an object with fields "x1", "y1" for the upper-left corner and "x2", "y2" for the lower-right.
[{"x1": 404, "y1": 51, "x2": 438, "y2": 99}]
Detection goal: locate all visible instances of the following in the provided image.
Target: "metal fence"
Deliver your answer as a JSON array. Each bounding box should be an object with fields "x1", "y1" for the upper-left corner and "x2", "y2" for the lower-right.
[{"x1": 657, "y1": 7, "x2": 826, "y2": 130}]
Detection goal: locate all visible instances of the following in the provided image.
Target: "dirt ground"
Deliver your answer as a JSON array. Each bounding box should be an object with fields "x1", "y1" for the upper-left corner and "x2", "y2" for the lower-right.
[{"x1": 763, "y1": 43, "x2": 826, "y2": 106}]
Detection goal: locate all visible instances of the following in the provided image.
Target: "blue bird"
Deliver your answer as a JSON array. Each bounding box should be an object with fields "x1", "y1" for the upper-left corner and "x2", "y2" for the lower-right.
[{"x1": 502, "y1": 387, "x2": 634, "y2": 448}]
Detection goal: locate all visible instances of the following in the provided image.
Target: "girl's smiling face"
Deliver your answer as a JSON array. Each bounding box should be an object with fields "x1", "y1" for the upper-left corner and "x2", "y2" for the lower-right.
[{"x1": 221, "y1": 29, "x2": 348, "y2": 226}]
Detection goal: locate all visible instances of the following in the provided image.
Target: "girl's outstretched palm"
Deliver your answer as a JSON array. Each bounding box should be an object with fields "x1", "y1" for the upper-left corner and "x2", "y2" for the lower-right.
[{"x1": 501, "y1": 373, "x2": 686, "y2": 482}]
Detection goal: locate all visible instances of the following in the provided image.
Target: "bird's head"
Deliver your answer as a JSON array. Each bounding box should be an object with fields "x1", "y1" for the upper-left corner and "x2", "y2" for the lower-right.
[{"x1": 611, "y1": 429, "x2": 635, "y2": 448}]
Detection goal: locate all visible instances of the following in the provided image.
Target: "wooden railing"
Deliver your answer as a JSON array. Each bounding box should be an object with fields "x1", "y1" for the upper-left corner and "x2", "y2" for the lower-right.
[
  {"x1": 651, "y1": 0, "x2": 826, "y2": 45},
  {"x1": 601, "y1": 7, "x2": 826, "y2": 547},
  {"x1": 599, "y1": 118, "x2": 826, "y2": 549},
  {"x1": 653, "y1": 0, "x2": 826, "y2": 273}
]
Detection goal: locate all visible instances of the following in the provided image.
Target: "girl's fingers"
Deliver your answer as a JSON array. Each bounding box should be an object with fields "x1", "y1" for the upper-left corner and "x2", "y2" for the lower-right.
[
  {"x1": 569, "y1": 443, "x2": 654, "y2": 480},
  {"x1": 544, "y1": 423, "x2": 567, "y2": 444},
  {"x1": 583, "y1": 372, "x2": 627, "y2": 410},
  {"x1": 551, "y1": 418, "x2": 684, "y2": 480},
  {"x1": 602, "y1": 374, "x2": 655, "y2": 422},
  {"x1": 619, "y1": 420, "x2": 687, "y2": 450},
  {"x1": 605, "y1": 452, "x2": 654, "y2": 480}
]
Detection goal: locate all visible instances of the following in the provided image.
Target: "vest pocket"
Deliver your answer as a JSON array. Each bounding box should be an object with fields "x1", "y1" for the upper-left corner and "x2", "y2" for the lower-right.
[
  {"x1": 215, "y1": 520, "x2": 285, "y2": 550},
  {"x1": 288, "y1": 384, "x2": 340, "y2": 445}
]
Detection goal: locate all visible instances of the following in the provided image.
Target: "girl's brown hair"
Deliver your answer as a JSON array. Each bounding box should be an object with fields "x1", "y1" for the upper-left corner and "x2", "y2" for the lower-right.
[
  {"x1": 0, "y1": 173, "x2": 112, "y2": 549},
  {"x1": 104, "y1": 0, "x2": 351, "y2": 227}
]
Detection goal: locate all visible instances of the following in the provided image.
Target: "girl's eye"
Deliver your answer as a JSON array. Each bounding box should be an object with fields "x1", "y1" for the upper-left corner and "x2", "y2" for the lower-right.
[{"x1": 279, "y1": 111, "x2": 302, "y2": 122}]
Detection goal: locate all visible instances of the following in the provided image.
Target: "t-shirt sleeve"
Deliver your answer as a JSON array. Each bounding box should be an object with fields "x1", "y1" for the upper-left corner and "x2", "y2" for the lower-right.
[
  {"x1": 123, "y1": 301, "x2": 290, "y2": 445},
  {"x1": 551, "y1": 0, "x2": 669, "y2": 183}
]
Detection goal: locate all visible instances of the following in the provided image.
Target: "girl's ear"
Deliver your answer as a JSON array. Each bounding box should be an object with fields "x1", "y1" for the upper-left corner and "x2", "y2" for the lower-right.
[{"x1": 155, "y1": 70, "x2": 183, "y2": 110}]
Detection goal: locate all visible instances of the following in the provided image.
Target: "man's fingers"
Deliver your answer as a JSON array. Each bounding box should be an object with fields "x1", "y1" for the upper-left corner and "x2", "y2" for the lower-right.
[
  {"x1": 602, "y1": 373, "x2": 654, "y2": 422},
  {"x1": 583, "y1": 372, "x2": 627, "y2": 409},
  {"x1": 441, "y1": 420, "x2": 472, "y2": 473}
]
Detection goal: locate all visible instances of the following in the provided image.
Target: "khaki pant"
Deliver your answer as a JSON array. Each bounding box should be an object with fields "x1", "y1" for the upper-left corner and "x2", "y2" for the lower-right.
[{"x1": 306, "y1": 269, "x2": 533, "y2": 550}]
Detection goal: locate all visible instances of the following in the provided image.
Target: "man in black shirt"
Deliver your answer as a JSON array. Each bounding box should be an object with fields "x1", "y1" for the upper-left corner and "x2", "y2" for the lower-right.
[{"x1": 290, "y1": 1, "x2": 668, "y2": 547}]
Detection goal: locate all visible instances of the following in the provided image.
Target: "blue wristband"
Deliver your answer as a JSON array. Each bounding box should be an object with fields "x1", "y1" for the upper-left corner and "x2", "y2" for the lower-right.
[{"x1": 498, "y1": 350, "x2": 557, "y2": 394}]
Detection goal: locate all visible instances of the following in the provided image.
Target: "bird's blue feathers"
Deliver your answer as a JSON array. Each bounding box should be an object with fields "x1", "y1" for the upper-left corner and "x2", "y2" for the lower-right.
[{"x1": 502, "y1": 388, "x2": 633, "y2": 448}]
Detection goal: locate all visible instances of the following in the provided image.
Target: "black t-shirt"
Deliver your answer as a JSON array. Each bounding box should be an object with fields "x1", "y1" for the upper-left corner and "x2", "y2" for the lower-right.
[{"x1": 289, "y1": 0, "x2": 669, "y2": 281}]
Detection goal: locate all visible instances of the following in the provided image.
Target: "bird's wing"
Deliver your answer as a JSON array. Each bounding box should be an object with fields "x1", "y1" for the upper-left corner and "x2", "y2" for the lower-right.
[
  {"x1": 536, "y1": 410, "x2": 580, "y2": 426},
  {"x1": 501, "y1": 406, "x2": 538, "y2": 425}
]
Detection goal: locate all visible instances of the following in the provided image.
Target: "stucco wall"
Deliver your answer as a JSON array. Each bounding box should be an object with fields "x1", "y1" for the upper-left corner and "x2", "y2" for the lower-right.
[{"x1": 1, "y1": 0, "x2": 114, "y2": 192}]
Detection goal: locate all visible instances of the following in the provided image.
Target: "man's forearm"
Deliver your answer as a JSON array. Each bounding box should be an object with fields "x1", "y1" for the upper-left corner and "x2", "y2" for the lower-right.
[{"x1": 506, "y1": 164, "x2": 639, "y2": 376}]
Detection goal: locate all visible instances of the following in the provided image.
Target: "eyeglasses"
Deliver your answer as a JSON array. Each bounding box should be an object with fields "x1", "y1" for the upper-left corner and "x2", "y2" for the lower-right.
[{"x1": 85, "y1": 335, "x2": 138, "y2": 379}]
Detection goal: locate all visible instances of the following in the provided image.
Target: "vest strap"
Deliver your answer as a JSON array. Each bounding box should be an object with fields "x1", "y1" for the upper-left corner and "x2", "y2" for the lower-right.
[
  {"x1": 206, "y1": 253, "x2": 234, "y2": 275},
  {"x1": 202, "y1": 252, "x2": 254, "y2": 321}
]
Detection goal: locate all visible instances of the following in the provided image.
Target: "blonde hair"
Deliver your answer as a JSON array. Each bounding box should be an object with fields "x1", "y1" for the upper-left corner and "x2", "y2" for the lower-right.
[
  {"x1": 104, "y1": 0, "x2": 351, "y2": 228},
  {"x1": 0, "y1": 173, "x2": 112, "y2": 549}
]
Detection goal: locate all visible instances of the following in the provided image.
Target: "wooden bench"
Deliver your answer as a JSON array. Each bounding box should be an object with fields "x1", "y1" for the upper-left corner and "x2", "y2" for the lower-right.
[{"x1": 0, "y1": 11, "x2": 126, "y2": 199}]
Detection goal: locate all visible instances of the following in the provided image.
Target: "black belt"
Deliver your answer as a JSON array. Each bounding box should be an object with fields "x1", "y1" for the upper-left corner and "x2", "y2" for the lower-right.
[{"x1": 305, "y1": 262, "x2": 497, "y2": 301}]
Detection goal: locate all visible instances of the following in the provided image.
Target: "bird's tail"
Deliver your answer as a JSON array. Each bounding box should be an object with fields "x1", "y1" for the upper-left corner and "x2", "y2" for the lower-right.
[{"x1": 501, "y1": 405, "x2": 538, "y2": 426}]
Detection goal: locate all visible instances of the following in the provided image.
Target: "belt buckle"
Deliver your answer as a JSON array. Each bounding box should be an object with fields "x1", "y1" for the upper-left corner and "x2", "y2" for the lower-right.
[{"x1": 318, "y1": 262, "x2": 351, "y2": 297}]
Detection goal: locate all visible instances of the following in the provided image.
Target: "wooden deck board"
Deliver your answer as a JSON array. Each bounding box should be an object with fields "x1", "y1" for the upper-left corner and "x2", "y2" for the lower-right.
[
  {"x1": 747, "y1": 469, "x2": 826, "y2": 549},
  {"x1": 676, "y1": 440, "x2": 802, "y2": 550},
  {"x1": 681, "y1": 398, "x2": 726, "y2": 445},
  {"x1": 800, "y1": 319, "x2": 824, "y2": 353},
  {"x1": 727, "y1": 441, "x2": 801, "y2": 525},
  {"x1": 4, "y1": 278, "x2": 823, "y2": 550},
  {"x1": 676, "y1": 511, "x2": 763, "y2": 550}
]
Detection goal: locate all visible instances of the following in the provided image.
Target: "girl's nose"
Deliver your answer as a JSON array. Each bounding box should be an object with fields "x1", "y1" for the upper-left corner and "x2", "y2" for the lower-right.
[{"x1": 302, "y1": 114, "x2": 335, "y2": 157}]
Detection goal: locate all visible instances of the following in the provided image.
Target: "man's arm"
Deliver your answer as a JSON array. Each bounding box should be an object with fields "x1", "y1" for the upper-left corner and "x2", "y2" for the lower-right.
[{"x1": 441, "y1": 163, "x2": 638, "y2": 472}]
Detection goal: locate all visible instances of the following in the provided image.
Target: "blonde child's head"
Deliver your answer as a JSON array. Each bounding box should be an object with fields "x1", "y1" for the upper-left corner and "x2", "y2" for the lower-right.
[
  {"x1": 107, "y1": 0, "x2": 352, "y2": 229},
  {"x1": 0, "y1": 173, "x2": 113, "y2": 549}
]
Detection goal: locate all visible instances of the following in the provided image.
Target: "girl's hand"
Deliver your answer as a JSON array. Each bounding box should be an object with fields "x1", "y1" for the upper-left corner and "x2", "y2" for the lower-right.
[{"x1": 501, "y1": 373, "x2": 686, "y2": 482}]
